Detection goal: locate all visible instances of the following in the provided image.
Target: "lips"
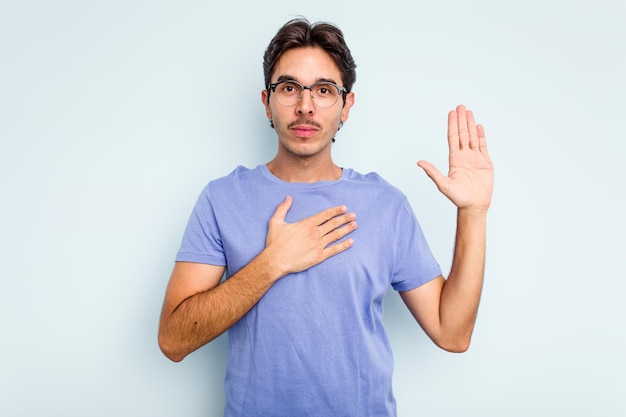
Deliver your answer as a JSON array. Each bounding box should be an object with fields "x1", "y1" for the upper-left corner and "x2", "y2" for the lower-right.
[
  {"x1": 291, "y1": 125, "x2": 319, "y2": 138},
  {"x1": 288, "y1": 118, "x2": 322, "y2": 138}
]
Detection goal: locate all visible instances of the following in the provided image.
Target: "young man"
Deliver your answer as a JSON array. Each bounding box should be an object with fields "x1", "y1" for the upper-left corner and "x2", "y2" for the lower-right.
[{"x1": 159, "y1": 18, "x2": 493, "y2": 416}]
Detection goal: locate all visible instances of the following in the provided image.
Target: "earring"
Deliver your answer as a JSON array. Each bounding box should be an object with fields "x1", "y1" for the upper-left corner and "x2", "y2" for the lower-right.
[{"x1": 269, "y1": 119, "x2": 274, "y2": 129}]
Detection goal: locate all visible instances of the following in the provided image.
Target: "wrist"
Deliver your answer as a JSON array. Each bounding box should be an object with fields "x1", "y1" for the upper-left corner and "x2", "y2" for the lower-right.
[
  {"x1": 255, "y1": 248, "x2": 289, "y2": 282},
  {"x1": 458, "y1": 205, "x2": 489, "y2": 215},
  {"x1": 457, "y1": 207, "x2": 489, "y2": 223}
]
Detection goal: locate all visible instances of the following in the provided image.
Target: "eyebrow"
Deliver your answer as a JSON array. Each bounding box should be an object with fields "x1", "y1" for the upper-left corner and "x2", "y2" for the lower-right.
[{"x1": 275, "y1": 74, "x2": 341, "y2": 86}]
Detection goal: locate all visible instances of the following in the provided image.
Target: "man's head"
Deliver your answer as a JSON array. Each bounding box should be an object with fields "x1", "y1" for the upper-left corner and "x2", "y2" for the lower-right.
[
  {"x1": 263, "y1": 18, "x2": 357, "y2": 96},
  {"x1": 261, "y1": 19, "x2": 356, "y2": 158}
]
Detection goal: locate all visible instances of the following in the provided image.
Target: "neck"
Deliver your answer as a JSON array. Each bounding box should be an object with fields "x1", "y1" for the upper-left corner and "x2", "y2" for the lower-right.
[{"x1": 267, "y1": 155, "x2": 342, "y2": 183}]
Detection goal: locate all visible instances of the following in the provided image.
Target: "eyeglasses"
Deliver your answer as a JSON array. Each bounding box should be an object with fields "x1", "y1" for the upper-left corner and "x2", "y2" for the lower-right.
[{"x1": 268, "y1": 80, "x2": 347, "y2": 108}]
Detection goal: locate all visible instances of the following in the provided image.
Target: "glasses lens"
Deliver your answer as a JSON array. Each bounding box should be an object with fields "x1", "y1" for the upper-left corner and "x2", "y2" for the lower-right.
[
  {"x1": 311, "y1": 83, "x2": 340, "y2": 108},
  {"x1": 275, "y1": 82, "x2": 301, "y2": 107},
  {"x1": 273, "y1": 81, "x2": 342, "y2": 108}
]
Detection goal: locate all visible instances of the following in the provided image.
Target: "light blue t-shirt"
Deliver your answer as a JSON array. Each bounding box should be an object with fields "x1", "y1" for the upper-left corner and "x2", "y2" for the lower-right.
[{"x1": 177, "y1": 164, "x2": 441, "y2": 417}]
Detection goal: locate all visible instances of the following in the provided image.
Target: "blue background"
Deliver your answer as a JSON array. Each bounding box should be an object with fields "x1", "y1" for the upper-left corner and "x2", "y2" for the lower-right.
[{"x1": 1, "y1": 1, "x2": 624, "y2": 416}]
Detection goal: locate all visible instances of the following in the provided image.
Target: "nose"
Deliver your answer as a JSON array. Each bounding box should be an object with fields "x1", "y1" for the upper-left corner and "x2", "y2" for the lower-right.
[{"x1": 296, "y1": 87, "x2": 315, "y2": 115}]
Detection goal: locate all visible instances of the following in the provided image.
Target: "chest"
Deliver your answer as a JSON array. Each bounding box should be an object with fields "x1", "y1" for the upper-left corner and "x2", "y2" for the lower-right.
[{"x1": 214, "y1": 189, "x2": 401, "y2": 294}]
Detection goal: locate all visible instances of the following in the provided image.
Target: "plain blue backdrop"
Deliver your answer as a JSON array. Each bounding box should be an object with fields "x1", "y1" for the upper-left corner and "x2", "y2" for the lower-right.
[{"x1": 1, "y1": 1, "x2": 625, "y2": 416}]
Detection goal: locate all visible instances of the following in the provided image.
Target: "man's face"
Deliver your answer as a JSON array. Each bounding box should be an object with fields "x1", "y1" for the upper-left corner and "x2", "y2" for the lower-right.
[{"x1": 262, "y1": 47, "x2": 354, "y2": 159}]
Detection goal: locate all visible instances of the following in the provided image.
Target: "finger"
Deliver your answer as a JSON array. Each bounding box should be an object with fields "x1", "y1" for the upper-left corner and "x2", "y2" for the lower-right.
[
  {"x1": 271, "y1": 195, "x2": 293, "y2": 222},
  {"x1": 417, "y1": 160, "x2": 448, "y2": 193},
  {"x1": 309, "y1": 204, "x2": 348, "y2": 226},
  {"x1": 477, "y1": 123, "x2": 488, "y2": 153},
  {"x1": 467, "y1": 109, "x2": 479, "y2": 149},
  {"x1": 322, "y1": 237, "x2": 355, "y2": 260},
  {"x1": 321, "y1": 219, "x2": 358, "y2": 247},
  {"x1": 456, "y1": 104, "x2": 469, "y2": 149},
  {"x1": 447, "y1": 109, "x2": 460, "y2": 152},
  {"x1": 318, "y1": 212, "x2": 357, "y2": 237}
]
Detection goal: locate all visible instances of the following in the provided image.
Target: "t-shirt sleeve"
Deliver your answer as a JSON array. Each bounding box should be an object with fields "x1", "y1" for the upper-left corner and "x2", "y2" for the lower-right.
[
  {"x1": 390, "y1": 199, "x2": 441, "y2": 292},
  {"x1": 175, "y1": 184, "x2": 227, "y2": 266}
]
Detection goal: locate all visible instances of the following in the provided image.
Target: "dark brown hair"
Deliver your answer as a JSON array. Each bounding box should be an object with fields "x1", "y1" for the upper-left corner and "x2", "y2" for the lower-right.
[{"x1": 263, "y1": 18, "x2": 357, "y2": 92}]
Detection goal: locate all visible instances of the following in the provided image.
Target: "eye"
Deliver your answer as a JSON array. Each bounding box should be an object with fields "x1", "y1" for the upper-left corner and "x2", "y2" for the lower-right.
[
  {"x1": 314, "y1": 84, "x2": 335, "y2": 96},
  {"x1": 280, "y1": 82, "x2": 300, "y2": 95}
]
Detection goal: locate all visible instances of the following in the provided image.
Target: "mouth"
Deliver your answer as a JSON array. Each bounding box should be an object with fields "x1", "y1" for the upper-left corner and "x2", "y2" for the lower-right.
[
  {"x1": 288, "y1": 119, "x2": 322, "y2": 138},
  {"x1": 290, "y1": 124, "x2": 319, "y2": 138}
]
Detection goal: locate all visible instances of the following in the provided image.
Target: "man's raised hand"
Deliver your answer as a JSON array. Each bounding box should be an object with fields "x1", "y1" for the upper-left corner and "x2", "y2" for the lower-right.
[{"x1": 417, "y1": 104, "x2": 494, "y2": 211}]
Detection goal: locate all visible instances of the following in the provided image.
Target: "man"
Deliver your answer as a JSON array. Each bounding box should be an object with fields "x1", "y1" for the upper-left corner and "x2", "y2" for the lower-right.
[{"x1": 158, "y1": 18, "x2": 493, "y2": 416}]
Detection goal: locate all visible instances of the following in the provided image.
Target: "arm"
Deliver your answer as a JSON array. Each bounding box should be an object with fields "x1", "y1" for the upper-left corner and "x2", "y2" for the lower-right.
[
  {"x1": 158, "y1": 196, "x2": 358, "y2": 362},
  {"x1": 401, "y1": 104, "x2": 493, "y2": 352}
]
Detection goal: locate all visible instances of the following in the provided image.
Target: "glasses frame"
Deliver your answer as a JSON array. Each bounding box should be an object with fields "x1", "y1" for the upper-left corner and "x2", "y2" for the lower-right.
[{"x1": 267, "y1": 79, "x2": 348, "y2": 108}]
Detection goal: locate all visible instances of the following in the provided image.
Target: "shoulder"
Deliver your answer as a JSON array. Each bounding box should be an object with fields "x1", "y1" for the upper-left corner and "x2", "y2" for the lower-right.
[
  {"x1": 210, "y1": 165, "x2": 258, "y2": 184},
  {"x1": 344, "y1": 168, "x2": 395, "y2": 187},
  {"x1": 343, "y1": 168, "x2": 406, "y2": 200},
  {"x1": 203, "y1": 165, "x2": 263, "y2": 193}
]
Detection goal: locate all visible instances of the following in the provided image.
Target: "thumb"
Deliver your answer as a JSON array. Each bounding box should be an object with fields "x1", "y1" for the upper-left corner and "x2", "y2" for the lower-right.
[
  {"x1": 417, "y1": 160, "x2": 447, "y2": 191},
  {"x1": 271, "y1": 195, "x2": 293, "y2": 222}
]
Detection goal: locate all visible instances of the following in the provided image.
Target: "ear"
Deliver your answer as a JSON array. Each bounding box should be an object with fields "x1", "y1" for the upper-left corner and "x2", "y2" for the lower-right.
[
  {"x1": 340, "y1": 91, "x2": 355, "y2": 123},
  {"x1": 261, "y1": 89, "x2": 272, "y2": 120}
]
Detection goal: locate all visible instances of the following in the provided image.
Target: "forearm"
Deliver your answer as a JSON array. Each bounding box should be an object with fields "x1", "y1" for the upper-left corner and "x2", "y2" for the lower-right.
[
  {"x1": 158, "y1": 200, "x2": 357, "y2": 362},
  {"x1": 159, "y1": 251, "x2": 282, "y2": 362},
  {"x1": 439, "y1": 208, "x2": 487, "y2": 349}
]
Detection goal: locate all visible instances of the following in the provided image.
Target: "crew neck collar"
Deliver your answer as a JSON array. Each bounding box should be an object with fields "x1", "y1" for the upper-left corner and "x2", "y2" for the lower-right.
[{"x1": 260, "y1": 164, "x2": 348, "y2": 188}]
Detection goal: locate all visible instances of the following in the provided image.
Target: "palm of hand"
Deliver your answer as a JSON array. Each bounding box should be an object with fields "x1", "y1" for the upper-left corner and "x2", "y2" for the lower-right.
[
  {"x1": 418, "y1": 105, "x2": 494, "y2": 210},
  {"x1": 444, "y1": 147, "x2": 493, "y2": 209}
]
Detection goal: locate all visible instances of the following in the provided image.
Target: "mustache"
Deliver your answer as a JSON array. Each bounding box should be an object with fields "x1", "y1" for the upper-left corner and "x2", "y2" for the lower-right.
[{"x1": 288, "y1": 118, "x2": 322, "y2": 129}]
